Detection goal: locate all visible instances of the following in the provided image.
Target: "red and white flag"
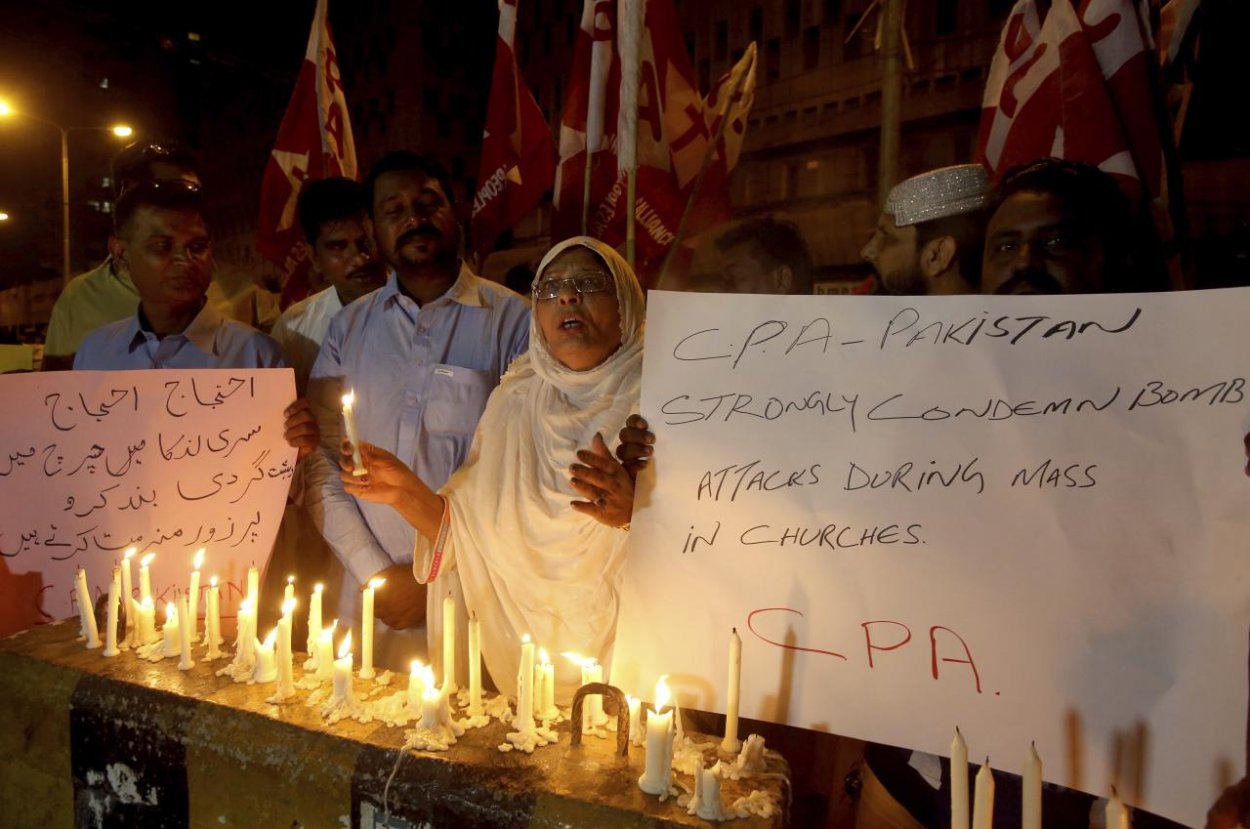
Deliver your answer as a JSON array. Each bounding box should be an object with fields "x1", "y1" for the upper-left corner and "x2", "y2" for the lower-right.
[
  {"x1": 553, "y1": 0, "x2": 753, "y2": 280},
  {"x1": 470, "y1": 0, "x2": 557, "y2": 262},
  {"x1": 257, "y1": 0, "x2": 357, "y2": 305},
  {"x1": 977, "y1": 0, "x2": 1170, "y2": 211}
]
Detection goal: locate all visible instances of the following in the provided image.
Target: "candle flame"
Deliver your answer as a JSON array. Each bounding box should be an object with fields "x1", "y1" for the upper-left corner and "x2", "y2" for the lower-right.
[
  {"x1": 240, "y1": 597, "x2": 253, "y2": 614},
  {"x1": 341, "y1": 391, "x2": 355, "y2": 407},
  {"x1": 265, "y1": 627, "x2": 279, "y2": 648},
  {"x1": 410, "y1": 659, "x2": 424, "y2": 675},
  {"x1": 422, "y1": 664, "x2": 436, "y2": 686},
  {"x1": 140, "y1": 552, "x2": 155, "y2": 567},
  {"x1": 538, "y1": 647, "x2": 550, "y2": 665},
  {"x1": 210, "y1": 575, "x2": 218, "y2": 588},
  {"x1": 368, "y1": 577, "x2": 386, "y2": 589},
  {"x1": 338, "y1": 630, "x2": 352, "y2": 658},
  {"x1": 282, "y1": 597, "x2": 297, "y2": 616},
  {"x1": 141, "y1": 596, "x2": 153, "y2": 610},
  {"x1": 319, "y1": 626, "x2": 334, "y2": 643},
  {"x1": 313, "y1": 583, "x2": 324, "y2": 593},
  {"x1": 655, "y1": 675, "x2": 671, "y2": 709},
  {"x1": 124, "y1": 547, "x2": 136, "y2": 561},
  {"x1": 561, "y1": 651, "x2": 596, "y2": 668},
  {"x1": 522, "y1": 633, "x2": 531, "y2": 644},
  {"x1": 165, "y1": 602, "x2": 178, "y2": 623},
  {"x1": 192, "y1": 549, "x2": 204, "y2": 570},
  {"x1": 287, "y1": 575, "x2": 295, "y2": 585}
]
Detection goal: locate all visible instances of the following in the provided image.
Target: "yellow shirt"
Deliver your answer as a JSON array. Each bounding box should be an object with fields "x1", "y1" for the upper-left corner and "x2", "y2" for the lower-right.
[{"x1": 43, "y1": 258, "x2": 139, "y2": 358}]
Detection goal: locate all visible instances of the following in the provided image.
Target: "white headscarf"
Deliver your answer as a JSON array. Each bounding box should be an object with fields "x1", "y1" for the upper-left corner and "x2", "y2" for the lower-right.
[{"x1": 418, "y1": 237, "x2": 644, "y2": 701}]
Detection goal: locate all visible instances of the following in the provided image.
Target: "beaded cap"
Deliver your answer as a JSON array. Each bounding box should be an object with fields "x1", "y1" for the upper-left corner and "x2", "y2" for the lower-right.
[{"x1": 884, "y1": 164, "x2": 989, "y2": 227}]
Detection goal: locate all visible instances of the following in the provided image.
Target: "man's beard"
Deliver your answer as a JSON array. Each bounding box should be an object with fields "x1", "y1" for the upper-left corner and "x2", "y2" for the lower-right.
[{"x1": 879, "y1": 260, "x2": 928, "y2": 296}]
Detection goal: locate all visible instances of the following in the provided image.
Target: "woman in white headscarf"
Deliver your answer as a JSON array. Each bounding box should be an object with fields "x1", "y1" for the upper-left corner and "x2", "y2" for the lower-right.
[{"x1": 343, "y1": 236, "x2": 643, "y2": 701}]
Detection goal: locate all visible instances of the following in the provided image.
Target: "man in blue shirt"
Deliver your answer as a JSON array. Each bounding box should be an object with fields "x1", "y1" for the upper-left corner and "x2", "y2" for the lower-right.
[{"x1": 306, "y1": 152, "x2": 530, "y2": 672}]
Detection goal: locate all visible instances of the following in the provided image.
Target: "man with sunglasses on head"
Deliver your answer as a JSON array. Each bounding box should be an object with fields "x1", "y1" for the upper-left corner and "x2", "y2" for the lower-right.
[{"x1": 304, "y1": 151, "x2": 529, "y2": 671}]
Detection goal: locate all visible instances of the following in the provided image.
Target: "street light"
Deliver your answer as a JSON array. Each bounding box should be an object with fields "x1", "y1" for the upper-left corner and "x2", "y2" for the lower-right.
[
  {"x1": 0, "y1": 212, "x2": 10, "y2": 222},
  {"x1": 0, "y1": 98, "x2": 133, "y2": 284}
]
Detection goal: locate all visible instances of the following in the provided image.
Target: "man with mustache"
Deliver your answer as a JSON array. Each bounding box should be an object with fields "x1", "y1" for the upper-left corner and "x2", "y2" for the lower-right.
[{"x1": 305, "y1": 152, "x2": 530, "y2": 671}]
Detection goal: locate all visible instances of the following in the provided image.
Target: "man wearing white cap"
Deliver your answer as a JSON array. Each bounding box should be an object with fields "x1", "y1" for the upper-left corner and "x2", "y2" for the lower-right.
[{"x1": 861, "y1": 163, "x2": 990, "y2": 296}]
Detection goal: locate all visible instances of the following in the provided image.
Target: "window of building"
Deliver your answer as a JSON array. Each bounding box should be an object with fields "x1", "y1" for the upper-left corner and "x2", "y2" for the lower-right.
[
  {"x1": 937, "y1": 0, "x2": 958, "y2": 36},
  {"x1": 803, "y1": 25, "x2": 820, "y2": 70},
  {"x1": 749, "y1": 8, "x2": 764, "y2": 45},
  {"x1": 766, "y1": 37, "x2": 781, "y2": 82},
  {"x1": 715, "y1": 19, "x2": 729, "y2": 60},
  {"x1": 786, "y1": 0, "x2": 802, "y2": 39}
]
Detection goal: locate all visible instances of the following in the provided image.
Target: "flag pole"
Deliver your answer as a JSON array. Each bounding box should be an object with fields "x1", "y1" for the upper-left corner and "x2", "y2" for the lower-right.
[
  {"x1": 619, "y1": 0, "x2": 643, "y2": 269},
  {"x1": 876, "y1": 0, "x2": 904, "y2": 207},
  {"x1": 656, "y1": 45, "x2": 754, "y2": 289}
]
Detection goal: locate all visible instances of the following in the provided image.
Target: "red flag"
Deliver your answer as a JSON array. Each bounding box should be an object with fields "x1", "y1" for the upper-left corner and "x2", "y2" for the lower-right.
[
  {"x1": 471, "y1": 0, "x2": 557, "y2": 263},
  {"x1": 553, "y1": 0, "x2": 753, "y2": 281},
  {"x1": 257, "y1": 0, "x2": 358, "y2": 307}
]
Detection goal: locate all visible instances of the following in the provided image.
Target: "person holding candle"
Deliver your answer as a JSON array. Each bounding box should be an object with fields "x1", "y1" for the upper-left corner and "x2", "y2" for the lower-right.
[
  {"x1": 305, "y1": 151, "x2": 531, "y2": 674},
  {"x1": 340, "y1": 236, "x2": 641, "y2": 702}
]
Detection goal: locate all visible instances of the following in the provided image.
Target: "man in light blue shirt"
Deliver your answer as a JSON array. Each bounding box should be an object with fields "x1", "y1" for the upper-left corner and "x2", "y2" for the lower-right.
[
  {"x1": 306, "y1": 152, "x2": 529, "y2": 671},
  {"x1": 74, "y1": 180, "x2": 287, "y2": 372}
]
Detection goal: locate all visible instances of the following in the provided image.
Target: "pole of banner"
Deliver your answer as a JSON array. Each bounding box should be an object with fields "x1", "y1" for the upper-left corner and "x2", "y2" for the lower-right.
[
  {"x1": 581, "y1": 147, "x2": 593, "y2": 236},
  {"x1": 655, "y1": 46, "x2": 754, "y2": 290},
  {"x1": 619, "y1": 0, "x2": 643, "y2": 269},
  {"x1": 625, "y1": 169, "x2": 637, "y2": 268},
  {"x1": 876, "y1": 0, "x2": 904, "y2": 208}
]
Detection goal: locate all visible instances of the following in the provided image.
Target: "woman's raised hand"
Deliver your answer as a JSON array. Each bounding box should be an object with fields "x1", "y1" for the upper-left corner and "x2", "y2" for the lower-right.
[{"x1": 570, "y1": 432, "x2": 634, "y2": 528}]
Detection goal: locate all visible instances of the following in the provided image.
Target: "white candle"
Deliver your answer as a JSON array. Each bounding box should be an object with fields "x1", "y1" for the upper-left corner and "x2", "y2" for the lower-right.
[
  {"x1": 188, "y1": 549, "x2": 204, "y2": 643},
  {"x1": 467, "y1": 613, "x2": 483, "y2": 714},
  {"x1": 284, "y1": 575, "x2": 295, "y2": 604},
  {"x1": 972, "y1": 758, "x2": 995, "y2": 829},
  {"x1": 721, "y1": 627, "x2": 742, "y2": 753},
  {"x1": 275, "y1": 600, "x2": 295, "y2": 697},
  {"x1": 563, "y1": 652, "x2": 604, "y2": 729},
  {"x1": 316, "y1": 621, "x2": 337, "y2": 680},
  {"x1": 535, "y1": 649, "x2": 556, "y2": 721},
  {"x1": 306, "y1": 583, "x2": 323, "y2": 655},
  {"x1": 177, "y1": 592, "x2": 195, "y2": 671},
  {"x1": 442, "y1": 593, "x2": 456, "y2": 692},
  {"x1": 419, "y1": 683, "x2": 442, "y2": 730},
  {"x1": 515, "y1": 634, "x2": 535, "y2": 732},
  {"x1": 1105, "y1": 789, "x2": 1129, "y2": 829},
  {"x1": 102, "y1": 566, "x2": 121, "y2": 657},
  {"x1": 75, "y1": 567, "x2": 101, "y2": 649},
  {"x1": 162, "y1": 600, "x2": 180, "y2": 658},
  {"x1": 121, "y1": 548, "x2": 136, "y2": 646},
  {"x1": 696, "y1": 761, "x2": 725, "y2": 820},
  {"x1": 253, "y1": 627, "x2": 277, "y2": 683},
  {"x1": 139, "y1": 552, "x2": 155, "y2": 605},
  {"x1": 952, "y1": 727, "x2": 969, "y2": 829},
  {"x1": 236, "y1": 598, "x2": 255, "y2": 663},
  {"x1": 135, "y1": 596, "x2": 158, "y2": 645},
  {"x1": 206, "y1": 576, "x2": 223, "y2": 656},
  {"x1": 341, "y1": 391, "x2": 367, "y2": 475},
  {"x1": 246, "y1": 563, "x2": 259, "y2": 612},
  {"x1": 361, "y1": 577, "x2": 384, "y2": 680},
  {"x1": 639, "y1": 675, "x2": 675, "y2": 795},
  {"x1": 408, "y1": 660, "x2": 427, "y2": 711},
  {"x1": 331, "y1": 630, "x2": 353, "y2": 703},
  {"x1": 627, "y1": 695, "x2": 643, "y2": 745},
  {"x1": 1022, "y1": 742, "x2": 1042, "y2": 829}
]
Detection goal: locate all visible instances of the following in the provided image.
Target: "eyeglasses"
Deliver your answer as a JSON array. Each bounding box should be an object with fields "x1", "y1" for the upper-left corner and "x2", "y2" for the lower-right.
[{"x1": 533, "y1": 272, "x2": 613, "y2": 301}]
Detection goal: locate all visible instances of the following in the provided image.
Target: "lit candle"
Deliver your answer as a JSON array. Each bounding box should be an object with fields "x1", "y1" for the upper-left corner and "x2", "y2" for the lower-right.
[
  {"x1": 316, "y1": 621, "x2": 337, "y2": 680},
  {"x1": 102, "y1": 565, "x2": 121, "y2": 657},
  {"x1": 638, "y1": 675, "x2": 675, "y2": 795},
  {"x1": 253, "y1": 627, "x2": 278, "y2": 683},
  {"x1": 205, "y1": 576, "x2": 223, "y2": 658},
  {"x1": 161, "y1": 600, "x2": 181, "y2": 658},
  {"x1": 627, "y1": 695, "x2": 643, "y2": 746},
  {"x1": 972, "y1": 758, "x2": 995, "y2": 829},
  {"x1": 535, "y1": 648, "x2": 556, "y2": 721},
  {"x1": 235, "y1": 597, "x2": 255, "y2": 664},
  {"x1": 135, "y1": 596, "x2": 158, "y2": 645},
  {"x1": 1105, "y1": 789, "x2": 1129, "y2": 829},
  {"x1": 408, "y1": 660, "x2": 427, "y2": 711},
  {"x1": 139, "y1": 552, "x2": 155, "y2": 605},
  {"x1": 442, "y1": 593, "x2": 456, "y2": 692},
  {"x1": 515, "y1": 634, "x2": 535, "y2": 732},
  {"x1": 75, "y1": 567, "x2": 101, "y2": 649},
  {"x1": 306, "y1": 583, "x2": 323, "y2": 655},
  {"x1": 419, "y1": 683, "x2": 442, "y2": 730},
  {"x1": 275, "y1": 598, "x2": 296, "y2": 697},
  {"x1": 284, "y1": 575, "x2": 295, "y2": 604},
  {"x1": 951, "y1": 727, "x2": 969, "y2": 829},
  {"x1": 331, "y1": 630, "x2": 354, "y2": 704},
  {"x1": 177, "y1": 592, "x2": 195, "y2": 671},
  {"x1": 121, "y1": 548, "x2": 136, "y2": 646},
  {"x1": 1022, "y1": 742, "x2": 1042, "y2": 829},
  {"x1": 341, "y1": 391, "x2": 367, "y2": 476},
  {"x1": 246, "y1": 562, "x2": 259, "y2": 612},
  {"x1": 721, "y1": 627, "x2": 742, "y2": 753},
  {"x1": 188, "y1": 549, "x2": 204, "y2": 643},
  {"x1": 467, "y1": 613, "x2": 483, "y2": 715},
  {"x1": 563, "y1": 652, "x2": 605, "y2": 729},
  {"x1": 361, "y1": 577, "x2": 384, "y2": 680}
]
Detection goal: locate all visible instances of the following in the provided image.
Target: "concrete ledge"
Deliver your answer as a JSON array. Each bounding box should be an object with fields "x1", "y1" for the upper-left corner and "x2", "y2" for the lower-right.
[{"x1": 1, "y1": 622, "x2": 789, "y2": 828}]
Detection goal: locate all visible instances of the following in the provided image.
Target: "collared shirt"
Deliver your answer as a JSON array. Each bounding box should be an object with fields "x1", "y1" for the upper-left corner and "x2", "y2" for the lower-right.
[
  {"x1": 44, "y1": 258, "x2": 140, "y2": 358},
  {"x1": 305, "y1": 264, "x2": 530, "y2": 584},
  {"x1": 72, "y1": 300, "x2": 288, "y2": 371},
  {"x1": 270, "y1": 286, "x2": 345, "y2": 396}
]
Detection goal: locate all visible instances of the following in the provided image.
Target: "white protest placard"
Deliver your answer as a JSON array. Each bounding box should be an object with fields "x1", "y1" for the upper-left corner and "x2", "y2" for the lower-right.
[
  {"x1": 0, "y1": 369, "x2": 296, "y2": 626},
  {"x1": 613, "y1": 288, "x2": 1250, "y2": 827}
]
